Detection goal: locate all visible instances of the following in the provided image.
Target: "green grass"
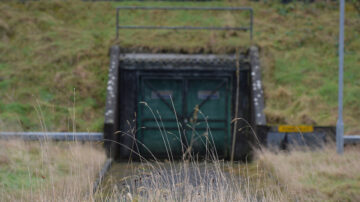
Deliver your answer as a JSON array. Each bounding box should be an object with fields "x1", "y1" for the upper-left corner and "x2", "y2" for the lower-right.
[{"x1": 0, "y1": 0, "x2": 359, "y2": 132}]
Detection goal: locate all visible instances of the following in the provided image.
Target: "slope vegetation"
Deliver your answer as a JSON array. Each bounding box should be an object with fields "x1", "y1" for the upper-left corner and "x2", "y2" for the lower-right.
[{"x1": 0, "y1": 0, "x2": 359, "y2": 132}]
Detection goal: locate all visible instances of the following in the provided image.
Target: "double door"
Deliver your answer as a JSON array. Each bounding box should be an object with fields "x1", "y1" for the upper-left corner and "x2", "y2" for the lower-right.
[{"x1": 137, "y1": 74, "x2": 232, "y2": 158}]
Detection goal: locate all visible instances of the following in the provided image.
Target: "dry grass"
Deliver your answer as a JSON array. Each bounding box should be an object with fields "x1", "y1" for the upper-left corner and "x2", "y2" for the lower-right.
[
  {"x1": 257, "y1": 145, "x2": 360, "y2": 201},
  {"x1": 0, "y1": 139, "x2": 289, "y2": 202},
  {"x1": 1, "y1": 140, "x2": 359, "y2": 201},
  {"x1": 0, "y1": 140, "x2": 106, "y2": 201},
  {"x1": 97, "y1": 160, "x2": 288, "y2": 202}
]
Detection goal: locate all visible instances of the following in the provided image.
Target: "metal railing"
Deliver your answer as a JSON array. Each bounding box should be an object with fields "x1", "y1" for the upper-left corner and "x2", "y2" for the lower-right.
[
  {"x1": 0, "y1": 132, "x2": 103, "y2": 141},
  {"x1": 116, "y1": 6, "x2": 254, "y2": 41},
  {"x1": 2, "y1": 131, "x2": 358, "y2": 144},
  {"x1": 336, "y1": 0, "x2": 360, "y2": 152},
  {"x1": 344, "y1": 135, "x2": 360, "y2": 144}
]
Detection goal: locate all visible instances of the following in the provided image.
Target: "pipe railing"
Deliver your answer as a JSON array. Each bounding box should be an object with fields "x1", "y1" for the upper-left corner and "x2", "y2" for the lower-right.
[
  {"x1": 116, "y1": 6, "x2": 253, "y2": 41},
  {"x1": 0, "y1": 132, "x2": 103, "y2": 141}
]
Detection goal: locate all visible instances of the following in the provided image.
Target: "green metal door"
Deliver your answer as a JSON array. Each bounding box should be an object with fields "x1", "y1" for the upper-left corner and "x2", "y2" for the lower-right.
[
  {"x1": 185, "y1": 78, "x2": 230, "y2": 157},
  {"x1": 138, "y1": 76, "x2": 231, "y2": 158}
]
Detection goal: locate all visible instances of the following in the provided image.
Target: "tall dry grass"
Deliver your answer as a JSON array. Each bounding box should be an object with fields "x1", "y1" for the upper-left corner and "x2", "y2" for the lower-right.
[
  {"x1": 257, "y1": 145, "x2": 360, "y2": 201},
  {"x1": 0, "y1": 139, "x2": 289, "y2": 202},
  {"x1": 2, "y1": 138, "x2": 359, "y2": 202},
  {"x1": 0, "y1": 140, "x2": 106, "y2": 201},
  {"x1": 98, "y1": 160, "x2": 288, "y2": 202}
]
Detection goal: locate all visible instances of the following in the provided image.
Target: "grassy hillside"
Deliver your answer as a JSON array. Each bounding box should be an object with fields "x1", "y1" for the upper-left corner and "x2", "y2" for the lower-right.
[{"x1": 0, "y1": 0, "x2": 359, "y2": 132}]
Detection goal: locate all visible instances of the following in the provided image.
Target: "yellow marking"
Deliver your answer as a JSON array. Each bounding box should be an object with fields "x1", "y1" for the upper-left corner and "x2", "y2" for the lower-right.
[{"x1": 278, "y1": 125, "x2": 314, "y2": 133}]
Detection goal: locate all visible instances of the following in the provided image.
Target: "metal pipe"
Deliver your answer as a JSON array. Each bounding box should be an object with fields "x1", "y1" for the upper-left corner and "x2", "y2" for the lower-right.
[
  {"x1": 336, "y1": 0, "x2": 345, "y2": 154},
  {"x1": 0, "y1": 132, "x2": 103, "y2": 141},
  {"x1": 344, "y1": 136, "x2": 360, "y2": 144},
  {"x1": 116, "y1": 9, "x2": 119, "y2": 39},
  {"x1": 116, "y1": 6, "x2": 253, "y2": 11},
  {"x1": 117, "y1": 25, "x2": 249, "y2": 31},
  {"x1": 250, "y1": 9, "x2": 253, "y2": 41}
]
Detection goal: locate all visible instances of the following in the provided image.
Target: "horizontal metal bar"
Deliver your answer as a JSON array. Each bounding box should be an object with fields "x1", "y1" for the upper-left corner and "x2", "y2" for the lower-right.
[
  {"x1": 117, "y1": 25, "x2": 248, "y2": 31},
  {"x1": 141, "y1": 74, "x2": 233, "y2": 80},
  {"x1": 142, "y1": 118, "x2": 226, "y2": 122},
  {"x1": 344, "y1": 135, "x2": 360, "y2": 144},
  {"x1": 0, "y1": 132, "x2": 103, "y2": 141},
  {"x1": 115, "y1": 6, "x2": 253, "y2": 40},
  {"x1": 116, "y1": 6, "x2": 253, "y2": 11},
  {"x1": 143, "y1": 127, "x2": 226, "y2": 130}
]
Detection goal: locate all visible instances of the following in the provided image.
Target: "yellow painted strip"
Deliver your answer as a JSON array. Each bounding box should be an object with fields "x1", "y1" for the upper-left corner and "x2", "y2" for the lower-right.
[{"x1": 278, "y1": 125, "x2": 314, "y2": 133}]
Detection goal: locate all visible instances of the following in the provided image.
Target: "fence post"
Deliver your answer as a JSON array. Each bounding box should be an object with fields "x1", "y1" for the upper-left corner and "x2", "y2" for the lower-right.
[{"x1": 336, "y1": 0, "x2": 345, "y2": 154}]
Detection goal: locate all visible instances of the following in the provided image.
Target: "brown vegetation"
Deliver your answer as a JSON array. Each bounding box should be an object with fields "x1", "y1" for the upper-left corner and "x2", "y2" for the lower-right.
[
  {"x1": 0, "y1": 140, "x2": 105, "y2": 201},
  {"x1": 257, "y1": 145, "x2": 360, "y2": 201}
]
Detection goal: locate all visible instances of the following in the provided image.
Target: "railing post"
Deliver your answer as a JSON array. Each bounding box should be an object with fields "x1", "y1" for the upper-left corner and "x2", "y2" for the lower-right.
[
  {"x1": 250, "y1": 9, "x2": 253, "y2": 41},
  {"x1": 336, "y1": 0, "x2": 345, "y2": 154},
  {"x1": 116, "y1": 8, "x2": 119, "y2": 39}
]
